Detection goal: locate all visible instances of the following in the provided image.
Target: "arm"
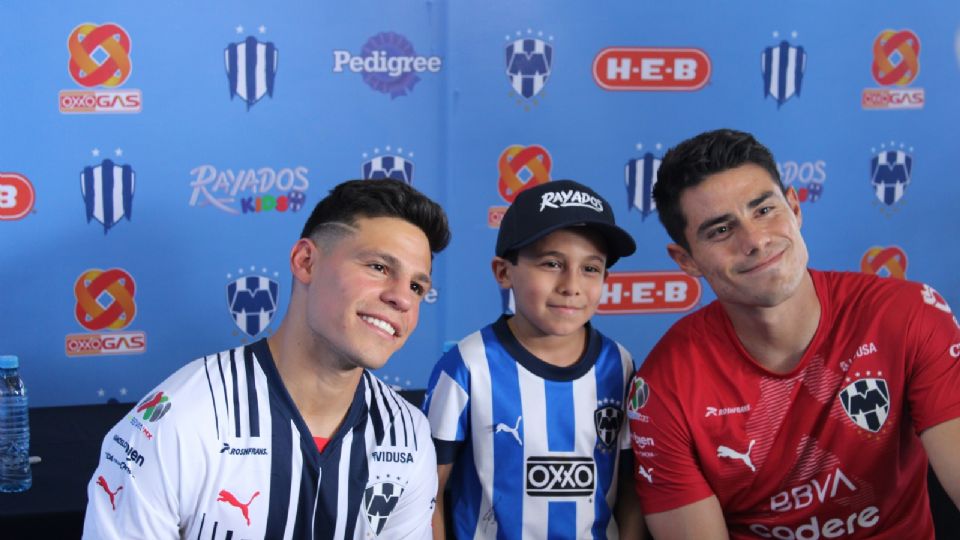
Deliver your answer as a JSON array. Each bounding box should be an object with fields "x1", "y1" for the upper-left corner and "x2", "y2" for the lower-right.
[
  {"x1": 921, "y1": 417, "x2": 960, "y2": 509},
  {"x1": 432, "y1": 463, "x2": 453, "y2": 540},
  {"x1": 614, "y1": 455, "x2": 648, "y2": 540},
  {"x1": 644, "y1": 496, "x2": 729, "y2": 540}
]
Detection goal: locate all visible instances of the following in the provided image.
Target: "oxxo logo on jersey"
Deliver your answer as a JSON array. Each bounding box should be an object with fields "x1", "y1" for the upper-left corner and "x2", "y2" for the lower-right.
[
  {"x1": 593, "y1": 47, "x2": 710, "y2": 91},
  {"x1": 525, "y1": 456, "x2": 595, "y2": 497},
  {"x1": 60, "y1": 22, "x2": 141, "y2": 114},
  {"x1": 862, "y1": 29, "x2": 924, "y2": 110},
  {"x1": 189, "y1": 166, "x2": 309, "y2": 215},
  {"x1": 597, "y1": 271, "x2": 701, "y2": 314},
  {"x1": 0, "y1": 173, "x2": 35, "y2": 220},
  {"x1": 66, "y1": 268, "x2": 146, "y2": 356},
  {"x1": 333, "y1": 32, "x2": 442, "y2": 98}
]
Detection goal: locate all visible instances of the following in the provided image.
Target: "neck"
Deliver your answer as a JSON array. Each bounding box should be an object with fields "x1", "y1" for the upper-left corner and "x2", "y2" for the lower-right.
[
  {"x1": 507, "y1": 317, "x2": 586, "y2": 368},
  {"x1": 267, "y1": 317, "x2": 363, "y2": 439},
  {"x1": 722, "y1": 272, "x2": 821, "y2": 374}
]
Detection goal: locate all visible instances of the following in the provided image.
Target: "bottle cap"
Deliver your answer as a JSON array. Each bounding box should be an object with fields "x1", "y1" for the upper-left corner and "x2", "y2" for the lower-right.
[{"x1": 0, "y1": 356, "x2": 19, "y2": 369}]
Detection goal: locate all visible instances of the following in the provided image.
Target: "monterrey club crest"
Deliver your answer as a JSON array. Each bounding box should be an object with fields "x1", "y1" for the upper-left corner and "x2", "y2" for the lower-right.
[
  {"x1": 506, "y1": 36, "x2": 553, "y2": 99},
  {"x1": 839, "y1": 378, "x2": 890, "y2": 432},
  {"x1": 226, "y1": 271, "x2": 279, "y2": 337},
  {"x1": 594, "y1": 402, "x2": 624, "y2": 449},
  {"x1": 364, "y1": 480, "x2": 404, "y2": 535}
]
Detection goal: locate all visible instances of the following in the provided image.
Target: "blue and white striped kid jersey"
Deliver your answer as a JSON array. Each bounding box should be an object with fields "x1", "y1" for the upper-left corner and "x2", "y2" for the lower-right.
[{"x1": 423, "y1": 316, "x2": 635, "y2": 539}]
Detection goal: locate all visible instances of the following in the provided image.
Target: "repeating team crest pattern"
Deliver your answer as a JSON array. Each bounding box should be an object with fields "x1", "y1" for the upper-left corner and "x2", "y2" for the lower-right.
[
  {"x1": 761, "y1": 39, "x2": 806, "y2": 107},
  {"x1": 225, "y1": 36, "x2": 279, "y2": 110},
  {"x1": 226, "y1": 274, "x2": 279, "y2": 337},
  {"x1": 81, "y1": 159, "x2": 135, "y2": 234},
  {"x1": 362, "y1": 155, "x2": 414, "y2": 185},
  {"x1": 625, "y1": 152, "x2": 660, "y2": 219},
  {"x1": 506, "y1": 38, "x2": 553, "y2": 99},
  {"x1": 870, "y1": 148, "x2": 912, "y2": 205}
]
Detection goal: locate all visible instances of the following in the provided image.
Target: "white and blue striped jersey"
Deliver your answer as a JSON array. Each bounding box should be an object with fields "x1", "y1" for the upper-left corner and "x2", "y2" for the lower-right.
[
  {"x1": 83, "y1": 339, "x2": 436, "y2": 539},
  {"x1": 423, "y1": 316, "x2": 635, "y2": 539}
]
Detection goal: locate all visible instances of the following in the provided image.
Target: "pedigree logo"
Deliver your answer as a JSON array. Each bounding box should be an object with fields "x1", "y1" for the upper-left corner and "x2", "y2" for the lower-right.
[
  {"x1": 597, "y1": 271, "x2": 701, "y2": 314},
  {"x1": 60, "y1": 23, "x2": 141, "y2": 114},
  {"x1": 593, "y1": 47, "x2": 710, "y2": 91}
]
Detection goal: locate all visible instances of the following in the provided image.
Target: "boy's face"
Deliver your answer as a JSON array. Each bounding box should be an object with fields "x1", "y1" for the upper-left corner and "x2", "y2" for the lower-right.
[
  {"x1": 493, "y1": 228, "x2": 608, "y2": 341},
  {"x1": 667, "y1": 163, "x2": 809, "y2": 309}
]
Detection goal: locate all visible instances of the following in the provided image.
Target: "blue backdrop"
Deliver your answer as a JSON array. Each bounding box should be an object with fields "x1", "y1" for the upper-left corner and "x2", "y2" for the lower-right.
[{"x1": 2, "y1": 1, "x2": 958, "y2": 407}]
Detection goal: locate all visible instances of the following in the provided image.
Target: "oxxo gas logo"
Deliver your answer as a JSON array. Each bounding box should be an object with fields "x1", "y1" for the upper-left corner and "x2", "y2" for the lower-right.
[
  {"x1": 0, "y1": 173, "x2": 35, "y2": 220},
  {"x1": 860, "y1": 246, "x2": 907, "y2": 279},
  {"x1": 333, "y1": 32, "x2": 442, "y2": 98},
  {"x1": 189, "y1": 166, "x2": 308, "y2": 215},
  {"x1": 488, "y1": 144, "x2": 552, "y2": 228},
  {"x1": 862, "y1": 29, "x2": 924, "y2": 110},
  {"x1": 597, "y1": 271, "x2": 701, "y2": 314},
  {"x1": 593, "y1": 47, "x2": 710, "y2": 91},
  {"x1": 60, "y1": 22, "x2": 141, "y2": 113},
  {"x1": 66, "y1": 268, "x2": 146, "y2": 356}
]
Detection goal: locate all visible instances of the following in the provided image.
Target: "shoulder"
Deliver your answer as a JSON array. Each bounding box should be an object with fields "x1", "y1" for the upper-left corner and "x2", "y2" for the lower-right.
[
  {"x1": 815, "y1": 269, "x2": 929, "y2": 315},
  {"x1": 362, "y1": 372, "x2": 432, "y2": 444},
  {"x1": 639, "y1": 302, "x2": 723, "y2": 374}
]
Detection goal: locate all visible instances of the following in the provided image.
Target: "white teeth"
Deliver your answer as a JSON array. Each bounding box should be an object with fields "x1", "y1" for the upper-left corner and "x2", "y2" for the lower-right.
[{"x1": 361, "y1": 315, "x2": 397, "y2": 336}]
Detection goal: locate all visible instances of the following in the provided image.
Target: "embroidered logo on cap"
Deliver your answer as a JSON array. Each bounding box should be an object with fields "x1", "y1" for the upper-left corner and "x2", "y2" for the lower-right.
[{"x1": 539, "y1": 189, "x2": 604, "y2": 212}]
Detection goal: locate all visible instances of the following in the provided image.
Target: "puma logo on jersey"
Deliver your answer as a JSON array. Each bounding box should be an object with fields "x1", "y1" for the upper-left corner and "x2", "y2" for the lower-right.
[
  {"x1": 495, "y1": 416, "x2": 523, "y2": 446},
  {"x1": 217, "y1": 489, "x2": 260, "y2": 526},
  {"x1": 96, "y1": 475, "x2": 123, "y2": 510},
  {"x1": 638, "y1": 465, "x2": 654, "y2": 484},
  {"x1": 717, "y1": 439, "x2": 756, "y2": 472}
]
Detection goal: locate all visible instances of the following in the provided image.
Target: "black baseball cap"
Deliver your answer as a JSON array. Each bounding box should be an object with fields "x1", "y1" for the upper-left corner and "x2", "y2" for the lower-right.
[{"x1": 496, "y1": 179, "x2": 636, "y2": 268}]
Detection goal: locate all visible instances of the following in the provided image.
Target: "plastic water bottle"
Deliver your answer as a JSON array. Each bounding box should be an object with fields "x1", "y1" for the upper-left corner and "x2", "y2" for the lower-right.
[{"x1": 0, "y1": 355, "x2": 31, "y2": 492}]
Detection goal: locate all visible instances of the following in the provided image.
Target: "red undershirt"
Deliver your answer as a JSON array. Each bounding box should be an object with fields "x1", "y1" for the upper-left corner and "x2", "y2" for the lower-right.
[{"x1": 314, "y1": 437, "x2": 329, "y2": 453}]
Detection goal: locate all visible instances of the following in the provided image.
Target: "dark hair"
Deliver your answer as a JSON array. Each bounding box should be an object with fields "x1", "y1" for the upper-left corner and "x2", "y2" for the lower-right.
[
  {"x1": 300, "y1": 179, "x2": 451, "y2": 254},
  {"x1": 654, "y1": 129, "x2": 784, "y2": 251}
]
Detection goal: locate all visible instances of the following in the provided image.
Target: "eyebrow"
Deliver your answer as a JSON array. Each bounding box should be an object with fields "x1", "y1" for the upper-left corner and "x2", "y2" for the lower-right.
[
  {"x1": 526, "y1": 250, "x2": 607, "y2": 263},
  {"x1": 374, "y1": 251, "x2": 432, "y2": 287},
  {"x1": 695, "y1": 190, "x2": 776, "y2": 237}
]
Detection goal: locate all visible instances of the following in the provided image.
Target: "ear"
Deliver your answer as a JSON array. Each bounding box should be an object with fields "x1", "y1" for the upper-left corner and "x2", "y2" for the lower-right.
[
  {"x1": 666, "y1": 243, "x2": 703, "y2": 277},
  {"x1": 785, "y1": 186, "x2": 803, "y2": 228},
  {"x1": 290, "y1": 238, "x2": 318, "y2": 285},
  {"x1": 491, "y1": 257, "x2": 513, "y2": 289}
]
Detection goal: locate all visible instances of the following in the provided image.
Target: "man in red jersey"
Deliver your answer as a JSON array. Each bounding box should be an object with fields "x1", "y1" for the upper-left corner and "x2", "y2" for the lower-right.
[{"x1": 627, "y1": 129, "x2": 960, "y2": 539}]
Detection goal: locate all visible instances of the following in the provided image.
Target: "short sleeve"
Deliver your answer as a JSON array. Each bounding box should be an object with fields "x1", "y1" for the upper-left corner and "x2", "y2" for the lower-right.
[
  {"x1": 907, "y1": 283, "x2": 960, "y2": 433},
  {"x1": 82, "y1": 394, "x2": 182, "y2": 539},
  {"x1": 628, "y1": 362, "x2": 714, "y2": 514},
  {"x1": 422, "y1": 344, "x2": 472, "y2": 463}
]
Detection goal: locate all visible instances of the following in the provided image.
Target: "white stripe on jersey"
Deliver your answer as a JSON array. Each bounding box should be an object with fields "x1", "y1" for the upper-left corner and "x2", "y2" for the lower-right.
[
  {"x1": 283, "y1": 419, "x2": 303, "y2": 540},
  {"x1": 333, "y1": 428, "x2": 355, "y2": 538},
  {"x1": 460, "y1": 331, "x2": 498, "y2": 540},
  {"x1": 573, "y1": 367, "x2": 599, "y2": 535},
  {"x1": 518, "y1": 366, "x2": 548, "y2": 537},
  {"x1": 427, "y1": 371, "x2": 469, "y2": 441}
]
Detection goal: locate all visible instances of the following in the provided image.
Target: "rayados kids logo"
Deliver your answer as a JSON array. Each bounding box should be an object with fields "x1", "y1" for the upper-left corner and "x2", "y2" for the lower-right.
[{"x1": 189, "y1": 165, "x2": 308, "y2": 215}]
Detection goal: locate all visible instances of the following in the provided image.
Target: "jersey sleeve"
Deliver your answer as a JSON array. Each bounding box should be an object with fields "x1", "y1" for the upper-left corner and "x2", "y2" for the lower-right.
[
  {"x1": 628, "y1": 358, "x2": 714, "y2": 514},
  {"x1": 906, "y1": 282, "x2": 960, "y2": 433},
  {"x1": 81, "y1": 395, "x2": 182, "y2": 539},
  {"x1": 376, "y1": 411, "x2": 439, "y2": 539},
  {"x1": 617, "y1": 343, "x2": 636, "y2": 452},
  {"x1": 422, "y1": 344, "x2": 471, "y2": 464}
]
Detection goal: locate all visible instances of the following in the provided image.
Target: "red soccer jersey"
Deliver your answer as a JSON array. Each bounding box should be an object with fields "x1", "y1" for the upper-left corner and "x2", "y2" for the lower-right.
[{"x1": 628, "y1": 270, "x2": 960, "y2": 539}]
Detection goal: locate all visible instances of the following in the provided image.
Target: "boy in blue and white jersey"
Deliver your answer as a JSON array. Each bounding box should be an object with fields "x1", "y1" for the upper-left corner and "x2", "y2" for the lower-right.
[{"x1": 423, "y1": 180, "x2": 646, "y2": 539}]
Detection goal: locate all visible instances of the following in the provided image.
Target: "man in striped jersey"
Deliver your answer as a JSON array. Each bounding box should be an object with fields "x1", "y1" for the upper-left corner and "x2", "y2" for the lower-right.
[
  {"x1": 423, "y1": 180, "x2": 646, "y2": 539},
  {"x1": 83, "y1": 179, "x2": 451, "y2": 539}
]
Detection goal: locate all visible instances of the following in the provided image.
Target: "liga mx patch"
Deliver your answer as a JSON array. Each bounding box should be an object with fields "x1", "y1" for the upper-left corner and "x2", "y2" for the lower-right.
[
  {"x1": 594, "y1": 402, "x2": 624, "y2": 450},
  {"x1": 364, "y1": 481, "x2": 404, "y2": 535},
  {"x1": 870, "y1": 148, "x2": 912, "y2": 206},
  {"x1": 362, "y1": 155, "x2": 414, "y2": 184},
  {"x1": 226, "y1": 274, "x2": 279, "y2": 337},
  {"x1": 81, "y1": 158, "x2": 135, "y2": 234},
  {"x1": 506, "y1": 37, "x2": 552, "y2": 99},
  {"x1": 225, "y1": 36, "x2": 278, "y2": 110},
  {"x1": 839, "y1": 378, "x2": 890, "y2": 432}
]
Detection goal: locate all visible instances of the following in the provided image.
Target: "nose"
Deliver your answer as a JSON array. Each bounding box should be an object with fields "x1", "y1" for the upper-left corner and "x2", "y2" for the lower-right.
[
  {"x1": 380, "y1": 277, "x2": 415, "y2": 312},
  {"x1": 556, "y1": 268, "x2": 581, "y2": 296},
  {"x1": 739, "y1": 219, "x2": 772, "y2": 256}
]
